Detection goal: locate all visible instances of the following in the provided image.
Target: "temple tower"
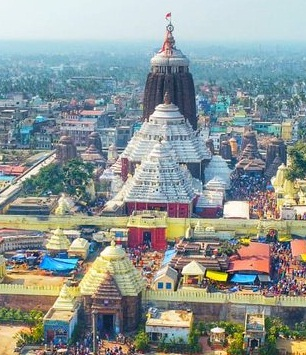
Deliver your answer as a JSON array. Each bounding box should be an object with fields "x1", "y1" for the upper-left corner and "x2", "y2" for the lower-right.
[
  {"x1": 143, "y1": 19, "x2": 197, "y2": 130},
  {"x1": 56, "y1": 134, "x2": 77, "y2": 164}
]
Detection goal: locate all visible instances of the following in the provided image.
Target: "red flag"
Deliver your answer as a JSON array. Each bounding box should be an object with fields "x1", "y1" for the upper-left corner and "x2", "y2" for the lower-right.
[{"x1": 165, "y1": 12, "x2": 171, "y2": 20}]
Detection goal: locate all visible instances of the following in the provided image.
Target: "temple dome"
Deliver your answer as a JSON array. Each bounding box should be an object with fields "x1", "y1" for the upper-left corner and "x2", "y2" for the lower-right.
[
  {"x1": 79, "y1": 240, "x2": 145, "y2": 296},
  {"x1": 151, "y1": 48, "x2": 189, "y2": 67},
  {"x1": 100, "y1": 240, "x2": 127, "y2": 261}
]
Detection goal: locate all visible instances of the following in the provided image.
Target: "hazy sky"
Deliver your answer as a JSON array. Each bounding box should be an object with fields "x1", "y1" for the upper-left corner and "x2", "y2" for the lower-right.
[{"x1": 1, "y1": 0, "x2": 306, "y2": 42}]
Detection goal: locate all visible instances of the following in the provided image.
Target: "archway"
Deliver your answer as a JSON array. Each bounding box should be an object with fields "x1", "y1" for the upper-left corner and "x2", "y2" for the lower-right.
[{"x1": 250, "y1": 338, "x2": 259, "y2": 349}]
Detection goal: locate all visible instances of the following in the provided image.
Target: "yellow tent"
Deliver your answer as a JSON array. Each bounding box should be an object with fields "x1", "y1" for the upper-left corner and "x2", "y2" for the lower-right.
[
  {"x1": 206, "y1": 270, "x2": 228, "y2": 282},
  {"x1": 278, "y1": 235, "x2": 292, "y2": 243},
  {"x1": 300, "y1": 254, "x2": 306, "y2": 262}
]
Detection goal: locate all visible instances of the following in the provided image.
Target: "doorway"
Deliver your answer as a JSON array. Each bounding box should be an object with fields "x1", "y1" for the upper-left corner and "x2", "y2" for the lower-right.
[
  {"x1": 250, "y1": 338, "x2": 259, "y2": 349},
  {"x1": 143, "y1": 231, "x2": 152, "y2": 248},
  {"x1": 103, "y1": 314, "x2": 114, "y2": 331},
  {"x1": 97, "y1": 314, "x2": 114, "y2": 338}
]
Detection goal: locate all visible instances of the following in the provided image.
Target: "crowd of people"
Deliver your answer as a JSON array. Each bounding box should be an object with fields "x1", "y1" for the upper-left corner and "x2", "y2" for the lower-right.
[
  {"x1": 249, "y1": 190, "x2": 279, "y2": 219},
  {"x1": 228, "y1": 172, "x2": 267, "y2": 201},
  {"x1": 261, "y1": 242, "x2": 306, "y2": 296}
]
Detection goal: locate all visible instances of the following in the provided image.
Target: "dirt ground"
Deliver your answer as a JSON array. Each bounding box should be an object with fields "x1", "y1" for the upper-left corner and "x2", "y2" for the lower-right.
[
  {"x1": 0, "y1": 325, "x2": 28, "y2": 355},
  {"x1": 5, "y1": 272, "x2": 67, "y2": 286}
]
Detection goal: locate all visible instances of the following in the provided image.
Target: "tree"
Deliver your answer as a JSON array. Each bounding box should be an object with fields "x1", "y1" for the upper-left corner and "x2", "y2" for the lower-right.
[
  {"x1": 22, "y1": 159, "x2": 94, "y2": 202},
  {"x1": 62, "y1": 159, "x2": 94, "y2": 201},
  {"x1": 286, "y1": 142, "x2": 306, "y2": 181},
  {"x1": 227, "y1": 332, "x2": 245, "y2": 355},
  {"x1": 133, "y1": 330, "x2": 150, "y2": 352},
  {"x1": 23, "y1": 163, "x2": 64, "y2": 196}
]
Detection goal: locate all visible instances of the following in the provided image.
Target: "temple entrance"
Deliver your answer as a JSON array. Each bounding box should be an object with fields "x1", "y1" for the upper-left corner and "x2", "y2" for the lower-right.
[
  {"x1": 97, "y1": 314, "x2": 115, "y2": 337},
  {"x1": 250, "y1": 338, "x2": 259, "y2": 349},
  {"x1": 143, "y1": 231, "x2": 152, "y2": 248},
  {"x1": 103, "y1": 314, "x2": 114, "y2": 331}
]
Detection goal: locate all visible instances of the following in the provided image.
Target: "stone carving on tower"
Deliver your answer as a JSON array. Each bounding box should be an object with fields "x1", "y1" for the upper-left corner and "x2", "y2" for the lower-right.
[{"x1": 143, "y1": 18, "x2": 197, "y2": 130}]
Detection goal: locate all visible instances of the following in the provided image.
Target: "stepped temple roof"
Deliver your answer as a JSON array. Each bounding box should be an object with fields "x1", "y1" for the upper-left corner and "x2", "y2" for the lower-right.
[
  {"x1": 123, "y1": 141, "x2": 195, "y2": 203},
  {"x1": 46, "y1": 228, "x2": 71, "y2": 252},
  {"x1": 205, "y1": 155, "x2": 231, "y2": 188},
  {"x1": 80, "y1": 240, "x2": 145, "y2": 296},
  {"x1": 122, "y1": 99, "x2": 211, "y2": 164}
]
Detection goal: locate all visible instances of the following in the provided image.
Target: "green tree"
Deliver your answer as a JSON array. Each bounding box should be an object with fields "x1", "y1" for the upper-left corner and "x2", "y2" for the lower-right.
[
  {"x1": 62, "y1": 159, "x2": 94, "y2": 201},
  {"x1": 22, "y1": 159, "x2": 94, "y2": 202},
  {"x1": 227, "y1": 332, "x2": 245, "y2": 355},
  {"x1": 133, "y1": 330, "x2": 150, "y2": 352},
  {"x1": 286, "y1": 142, "x2": 306, "y2": 181}
]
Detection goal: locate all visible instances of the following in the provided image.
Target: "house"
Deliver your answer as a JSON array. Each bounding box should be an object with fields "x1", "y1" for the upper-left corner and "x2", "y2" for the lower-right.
[
  {"x1": 146, "y1": 309, "x2": 193, "y2": 342},
  {"x1": 152, "y1": 265, "x2": 178, "y2": 291}
]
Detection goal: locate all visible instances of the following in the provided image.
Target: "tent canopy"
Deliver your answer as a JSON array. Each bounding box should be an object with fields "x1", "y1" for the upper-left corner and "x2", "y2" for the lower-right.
[
  {"x1": 39, "y1": 255, "x2": 78, "y2": 272},
  {"x1": 162, "y1": 249, "x2": 177, "y2": 267},
  {"x1": 230, "y1": 274, "x2": 257, "y2": 284},
  {"x1": 206, "y1": 270, "x2": 228, "y2": 282}
]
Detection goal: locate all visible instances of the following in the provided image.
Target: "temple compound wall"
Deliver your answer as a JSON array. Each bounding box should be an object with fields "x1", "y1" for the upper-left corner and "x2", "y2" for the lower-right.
[
  {"x1": 144, "y1": 290, "x2": 306, "y2": 326},
  {"x1": 0, "y1": 294, "x2": 57, "y2": 312},
  {"x1": 145, "y1": 299, "x2": 306, "y2": 327}
]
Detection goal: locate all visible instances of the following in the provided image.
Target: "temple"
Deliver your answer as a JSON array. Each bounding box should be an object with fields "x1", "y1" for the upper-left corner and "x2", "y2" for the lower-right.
[
  {"x1": 79, "y1": 240, "x2": 144, "y2": 344},
  {"x1": 143, "y1": 20, "x2": 197, "y2": 129},
  {"x1": 119, "y1": 95, "x2": 211, "y2": 181}
]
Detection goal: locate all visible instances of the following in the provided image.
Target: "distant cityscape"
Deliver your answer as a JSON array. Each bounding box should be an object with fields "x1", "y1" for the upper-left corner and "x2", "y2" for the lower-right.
[{"x1": 1, "y1": 18, "x2": 306, "y2": 355}]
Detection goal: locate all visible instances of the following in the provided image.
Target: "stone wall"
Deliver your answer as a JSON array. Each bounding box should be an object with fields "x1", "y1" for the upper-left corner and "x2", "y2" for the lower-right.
[
  {"x1": 145, "y1": 299, "x2": 306, "y2": 327},
  {"x1": 0, "y1": 294, "x2": 57, "y2": 312}
]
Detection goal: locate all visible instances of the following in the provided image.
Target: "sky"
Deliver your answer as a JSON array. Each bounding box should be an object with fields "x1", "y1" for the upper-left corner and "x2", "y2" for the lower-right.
[{"x1": 1, "y1": 0, "x2": 306, "y2": 42}]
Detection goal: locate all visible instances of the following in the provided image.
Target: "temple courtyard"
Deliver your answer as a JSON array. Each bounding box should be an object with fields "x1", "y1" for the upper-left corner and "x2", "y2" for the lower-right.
[{"x1": 0, "y1": 325, "x2": 28, "y2": 355}]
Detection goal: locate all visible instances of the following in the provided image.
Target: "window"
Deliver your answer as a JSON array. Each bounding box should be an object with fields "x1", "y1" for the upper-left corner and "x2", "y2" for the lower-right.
[
  {"x1": 157, "y1": 282, "x2": 163, "y2": 289},
  {"x1": 166, "y1": 282, "x2": 172, "y2": 290}
]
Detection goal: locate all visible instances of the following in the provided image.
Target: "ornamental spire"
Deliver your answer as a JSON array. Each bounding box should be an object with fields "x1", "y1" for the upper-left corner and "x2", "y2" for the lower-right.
[{"x1": 160, "y1": 15, "x2": 175, "y2": 55}]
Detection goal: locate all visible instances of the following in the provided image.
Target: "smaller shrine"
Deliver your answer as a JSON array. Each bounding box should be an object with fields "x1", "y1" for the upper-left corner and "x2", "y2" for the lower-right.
[
  {"x1": 244, "y1": 312, "x2": 265, "y2": 351},
  {"x1": 55, "y1": 193, "x2": 75, "y2": 216},
  {"x1": 56, "y1": 135, "x2": 77, "y2": 164},
  {"x1": 68, "y1": 237, "x2": 90, "y2": 260},
  {"x1": 181, "y1": 260, "x2": 206, "y2": 287},
  {"x1": 79, "y1": 240, "x2": 145, "y2": 353},
  {"x1": 46, "y1": 228, "x2": 71, "y2": 256},
  {"x1": 44, "y1": 285, "x2": 80, "y2": 345}
]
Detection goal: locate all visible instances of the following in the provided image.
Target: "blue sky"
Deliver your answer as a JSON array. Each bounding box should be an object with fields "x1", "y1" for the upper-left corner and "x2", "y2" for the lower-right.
[{"x1": 1, "y1": 0, "x2": 306, "y2": 42}]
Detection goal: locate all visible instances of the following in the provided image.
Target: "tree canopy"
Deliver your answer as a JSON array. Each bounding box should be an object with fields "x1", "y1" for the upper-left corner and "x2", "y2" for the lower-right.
[
  {"x1": 23, "y1": 159, "x2": 94, "y2": 201},
  {"x1": 286, "y1": 142, "x2": 306, "y2": 181}
]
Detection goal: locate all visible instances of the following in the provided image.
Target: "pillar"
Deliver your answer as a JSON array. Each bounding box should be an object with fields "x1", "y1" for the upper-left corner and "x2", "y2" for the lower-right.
[
  {"x1": 115, "y1": 313, "x2": 120, "y2": 334},
  {"x1": 92, "y1": 311, "x2": 97, "y2": 354}
]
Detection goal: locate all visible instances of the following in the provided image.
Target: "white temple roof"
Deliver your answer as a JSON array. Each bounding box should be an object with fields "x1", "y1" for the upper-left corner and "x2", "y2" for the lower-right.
[
  {"x1": 205, "y1": 155, "x2": 232, "y2": 188},
  {"x1": 121, "y1": 102, "x2": 211, "y2": 164},
  {"x1": 123, "y1": 141, "x2": 196, "y2": 203}
]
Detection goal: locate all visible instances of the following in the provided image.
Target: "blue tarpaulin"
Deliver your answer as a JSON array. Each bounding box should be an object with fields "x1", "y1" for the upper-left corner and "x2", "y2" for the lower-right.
[
  {"x1": 161, "y1": 249, "x2": 177, "y2": 267},
  {"x1": 230, "y1": 274, "x2": 257, "y2": 284},
  {"x1": 39, "y1": 255, "x2": 78, "y2": 272}
]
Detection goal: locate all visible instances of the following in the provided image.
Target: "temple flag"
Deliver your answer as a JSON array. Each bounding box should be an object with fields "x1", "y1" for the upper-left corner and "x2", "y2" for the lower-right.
[{"x1": 165, "y1": 12, "x2": 171, "y2": 20}]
